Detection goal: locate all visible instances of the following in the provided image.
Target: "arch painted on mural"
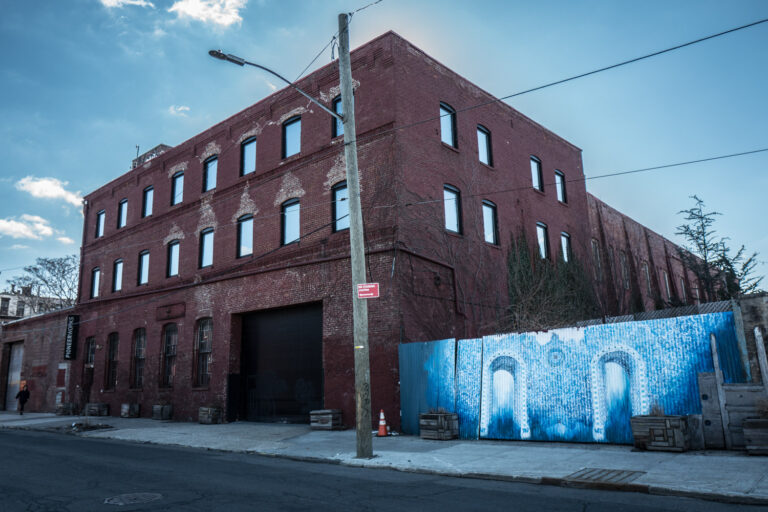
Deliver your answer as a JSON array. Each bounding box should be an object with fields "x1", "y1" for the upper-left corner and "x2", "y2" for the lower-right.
[
  {"x1": 480, "y1": 350, "x2": 530, "y2": 439},
  {"x1": 590, "y1": 344, "x2": 649, "y2": 441}
]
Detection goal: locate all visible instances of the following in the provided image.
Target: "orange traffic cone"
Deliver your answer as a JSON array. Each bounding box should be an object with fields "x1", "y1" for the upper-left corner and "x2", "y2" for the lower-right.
[{"x1": 377, "y1": 409, "x2": 388, "y2": 437}]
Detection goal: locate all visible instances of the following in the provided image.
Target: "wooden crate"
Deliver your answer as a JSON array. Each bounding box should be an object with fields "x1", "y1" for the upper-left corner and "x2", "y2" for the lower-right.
[
  {"x1": 85, "y1": 403, "x2": 109, "y2": 416},
  {"x1": 419, "y1": 413, "x2": 458, "y2": 440},
  {"x1": 199, "y1": 407, "x2": 222, "y2": 424},
  {"x1": 152, "y1": 404, "x2": 173, "y2": 420},
  {"x1": 310, "y1": 409, "x2": 343, "y2": 430},
  {"x1": 743, "y1": 419, "x2": 768, "y2": 455},
  {"x1": 631, "y1": 415, "x2": 689, "y2": 452}
]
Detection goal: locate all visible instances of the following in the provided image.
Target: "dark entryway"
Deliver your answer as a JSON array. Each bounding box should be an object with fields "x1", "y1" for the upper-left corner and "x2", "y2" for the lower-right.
[{"x1": 240, "y1": 303, "x2": 323, "y2": 422}]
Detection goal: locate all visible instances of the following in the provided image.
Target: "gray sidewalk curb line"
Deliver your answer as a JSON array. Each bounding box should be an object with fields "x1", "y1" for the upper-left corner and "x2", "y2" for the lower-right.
[{"x1": 4, "y1": 422, "x2": 768, "y2": 506}]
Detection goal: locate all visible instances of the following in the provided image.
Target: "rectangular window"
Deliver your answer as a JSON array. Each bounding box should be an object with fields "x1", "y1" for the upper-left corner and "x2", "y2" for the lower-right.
[
  {"x1": 561, "y1": 232, "x2": 571, "y2": 262},
  {"x1": 0, "y1": 298, "x2": 8, "y2": 315},
  {"x1": 694, "y1": 287, "x2": 701, "y2": 304},
  {"x1": 555, "y1": 171, "x2": 567, "y2": 203},
  {"x1": 161, "y1": 324, "x2": 177, "y2": 387},
  {"x1": 203, "y1": 157, "x2": 217, "y2": 192},
  {"x1": 112, "y1": 259, "x2": 123, "y2": 292},
  {"x1": 282, "y1": 116, "x2": 301, "y2": 158},
  {"x1": 142, "y1": 186, "x2": 153, "y2": 217},
  {"x1": 332, "y1": 182, "x2": 349, "y2": 232},
  {"x1": 132, "y1": 328, "x2": 146, "y2": 389},
  {"x1": 281, "y1": 200, "x2": 300, "y2": 245},
  {"x1": 95, "y1": 210, "x2": 105, "y2": 238},
  {"x1": 531, "y1": 156, "x2": 543, "y2": 191},
  {"x1": 482, "y1": 200, "x2": 498, "y2": 244},
  {"x1": 117, "y1": 199, "x2": 128, "y2": 228},
  {"x1": 439, "y1": 102, "x2": 457, "y2": 147},
  {"x1": 85, "y1": 337, "x2": 96, "y2": 366},
  {"x1": 443, "y1": 185, "x2": 461, "y2": 234},
  {"x1": 195, "y1": 318, "x2": 213, "y2": 387},
  {"x1": 536, "y1": 222, "x2": 549, "y2": 259},
  {"x1": 171, "y1": 172, "x2": 184, "y2": 205},
  {"x1": 332, "y1": 97, "x2": 343, "y2": 138},
  {"x1": 642, "y1": 262, "x2": 652, "y2": 295},
  {"x1": 237, "y1": 216, "x2": 253, "y2": 258},
  {"x1": 591, "y1": 239, "x2": 602, "y2": 280},
  {"x1": 477, "y1": 125, "x2": 492, "y2": 166},
  {"x1": 199, "y1": 229, "x2": 214, "y2": 268},
  {"x1": 620, "y1": 251, "x2": 630, "y2": 290},
  {"x1": 138, "y1": 250, "x2": 149, "y2": 285},
  {"x1": 241, "y1": 137, "x2": 256, "y2": 176},
  {"x1": 679, "y1": 277, "x2": 687, "y2": 304},
  {"x1": 167, "y1": 241, "x2": 180, "y2": 277},
  {"x1": 90, "y1": 267, "x2": 100, "y2": 298},
  {"x1": 15, "y1": 301, "x2": 24, "y2": 317},
  {"x1": 662, "y1": 270, "x2": 671, "y2": 300},
  {"x1": 105, "y1": 332, "x2": 118, "y2": 390}
]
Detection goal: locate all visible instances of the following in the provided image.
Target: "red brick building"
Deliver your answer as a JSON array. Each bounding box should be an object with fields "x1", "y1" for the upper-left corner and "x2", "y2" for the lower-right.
[{"x1": 0, "y1": 32, "x2": 707, "y2": 425}]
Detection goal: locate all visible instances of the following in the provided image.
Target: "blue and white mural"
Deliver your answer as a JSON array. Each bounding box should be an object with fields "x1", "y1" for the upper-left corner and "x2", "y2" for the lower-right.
[{"x1": 399, "y1": 312, "x2": 742, "y2": 444}]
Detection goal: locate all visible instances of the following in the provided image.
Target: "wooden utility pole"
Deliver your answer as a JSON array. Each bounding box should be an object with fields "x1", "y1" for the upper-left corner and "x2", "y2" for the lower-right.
[{"x1": 338, "y1": 12, "x2": 373, "y2": 459}]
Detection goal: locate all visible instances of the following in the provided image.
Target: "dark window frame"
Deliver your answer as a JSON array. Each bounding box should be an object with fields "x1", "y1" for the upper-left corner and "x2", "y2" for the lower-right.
[
  {"x1": 332, "y1": 181, "x2": 349, "y2": 233},
  {"x1": 591, "y1": 239, "x2": 602, "y2": 280},
  {"x1": 95, "y1": 210, "x2": 106, "y2": 238},
  {"x1": 160, "y1": 323, "x2": 178, "y2": 388},
  {"x1": 477, "y1": 124, "x2": 493, "y2": 166},
  {"x1": 554, "y1": 170, "x2": 567, "y2": 203},
  {"x1": 84, "y1": 336, "x2": 96, "y2": 367},
  {"x1": 531, "y1": 156, "x2": 543, "y2": 191},
  {"x1": 202, "y1": 156, "x2": 217, "y2": 192},
  {"x1": 443, "y1": 184, "x2": 462, "y2": 234},
  {"x1": 236, "y1": 215, "x2": 254, "y2": 258},
  {"x1": 331, "y1": 96, "x2": 344, "y2": 138},
  {"x1": 90, "y1": 267, "x2": 100, "y2": 299},
  {"x1": 482, "y1": 199, "x2": 498, "y2": 245},
  {"x1": 142, "y1": 186, "x2": 154, "y2": 218},
  {"x1": 560, "y1": 232, "x2": 571, "y2": 262},
  {"x1": 112, "y1": 259, "x2": 123, "y2": 292},
  {"x1": 171, "y1": 171, "x2": 184, "y2": 206},
  {"x1": 439, "y1": 102, "x2": 457, "y2": 148},
  {"x1": 282, "y1": 115, "x2": 302, "y2": 159},
  {"x1": 117, "y1": 199, "x2": 128, "y2": 229},
  {"x1": 105, "y1": 332, "x2": 118, "y2": 390},
  {"x1": 131, "y1": 327, "x2": 146, "y2": 389},
  {"x1": 199, "y1": 228, "x2": 214, "y2": 268},
  {"x1": 194, "y1": 317, "x2": 213, "y2": 388},
  {"x1": 536, "y1": 222, "x2": 550, "y2": 260},
  {"x1": 137, "y1": 250, "x2": 150, "y2": 285},
  {"x1": 240, "y1": 137, "x2": 257, "y2": 176},
  {"x1": 281, "y1": 198, "x2": 300, "y2": 246},
  {"x1": 166, "y1": 240, "x2": 180, "y2": 277}
]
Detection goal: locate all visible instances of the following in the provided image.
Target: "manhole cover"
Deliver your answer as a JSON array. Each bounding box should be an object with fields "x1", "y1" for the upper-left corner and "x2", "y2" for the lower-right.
[
  {"x1": 564, "y1": 468, "x2": 645, "y2": 485},
  {"x1": 104, "y1": 493, "x2": 162, "y2": 506}
]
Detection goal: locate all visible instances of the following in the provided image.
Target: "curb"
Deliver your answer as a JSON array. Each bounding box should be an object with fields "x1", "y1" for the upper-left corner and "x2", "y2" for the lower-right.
[{"x1": 4, "y1": 422, "x2": 768, "y2": 506}]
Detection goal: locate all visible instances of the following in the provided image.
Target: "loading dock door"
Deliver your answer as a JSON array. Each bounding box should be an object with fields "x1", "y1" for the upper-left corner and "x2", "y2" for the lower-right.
[
  {"x1": 5, "y1": 343, "x2": 24, "y2": 411},
  {"x1": 241, "y1": 303, "x2": 323, "y2": 422}
]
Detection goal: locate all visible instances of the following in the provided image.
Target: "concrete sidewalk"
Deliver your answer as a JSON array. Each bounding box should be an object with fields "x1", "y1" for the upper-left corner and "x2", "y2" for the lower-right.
[{"x1": 2, "y1": 412, "x2": 767, "y2": 506}]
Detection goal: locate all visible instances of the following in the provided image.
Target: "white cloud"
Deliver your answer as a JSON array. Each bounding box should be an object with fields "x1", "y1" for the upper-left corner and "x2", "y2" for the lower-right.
[
  {"x1": 10, "y1": 244, "x2": 30, "y2": 250},
  {"x1": 168, "y1": 0, "x2": 247, "y2": 27},
  {"x1": 57, "y1": 236, "x2": 76, "y2": 245},
  {"x1": 0, "y1": 215, "x2": 54, "y2": 240},
  {"x1": 100, "y1": 0, "x2": 155, "y2": 8},
  {"x1": 168, "y1": 105, "x2": 191, "y2": 117},
  {"x1": 15, "y1": 176, "x2": 83, "y2": 208},
  {"x1": 263, "y1": 79, "x2": 277, "y2": 91}
]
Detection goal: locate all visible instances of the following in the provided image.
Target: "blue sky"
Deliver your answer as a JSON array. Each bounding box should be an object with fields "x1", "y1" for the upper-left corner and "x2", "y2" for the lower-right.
[{"x1": 1, "y1": 0, "x2": 767, "y2": 288}]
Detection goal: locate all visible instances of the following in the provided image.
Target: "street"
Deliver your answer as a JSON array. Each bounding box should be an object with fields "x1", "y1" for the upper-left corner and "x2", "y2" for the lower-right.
[{"x1": 0, "y1": 430, "x2": 764, "y2": 511}]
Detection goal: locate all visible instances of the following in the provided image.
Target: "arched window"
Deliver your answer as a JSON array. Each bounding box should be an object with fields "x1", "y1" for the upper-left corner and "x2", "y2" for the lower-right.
[
  {"x1": 241, "y1": 137, "x2": 257, "y2": 176},
  {"x1": 131, "y1": 328, "x2": 146, "y2": 389},
  {"x1": 443, "y1": 185, "x2": 461, "y2": 234},
  {"x1": 203, "y1": 156, "x2": 217, "y2": 192},
  {"x1": 282, "y1": 116, "x2": 301, "y2": 158},
  {"x1": 171, "y1": 172, "x2": 184, "y2": 205},
  {"x1": 194, "y1": 318, "x2": 213, "y2": 387},
  {"x1": 105, "y1": 332, "x2": 119, "y2": 390},
  {"x1": 331, "y1": 96, "x2": 343, "y2": 138},
  {"x1": 161, "y1": 323, "x2": 178, "y2": 387},
  {"x1": 281, "y1": 199, "x2": 300, "y2": 245},
  {"x1": 332, "y1": 182, "x2": 349, "y2": 232},
  {"x1": 439, "y1": 102, "x2": 457, "y2": 147}
]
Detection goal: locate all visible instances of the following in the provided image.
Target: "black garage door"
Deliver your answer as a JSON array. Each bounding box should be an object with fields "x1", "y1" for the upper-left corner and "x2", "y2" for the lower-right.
[{"x1": 240, "y1": 303, "x2": 323, "y2": 422}]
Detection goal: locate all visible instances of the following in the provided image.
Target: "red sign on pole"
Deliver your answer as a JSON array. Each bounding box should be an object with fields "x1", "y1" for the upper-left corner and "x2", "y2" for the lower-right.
[{"x1": 357, "y1": 283, "x2": 380, "y2": 299}]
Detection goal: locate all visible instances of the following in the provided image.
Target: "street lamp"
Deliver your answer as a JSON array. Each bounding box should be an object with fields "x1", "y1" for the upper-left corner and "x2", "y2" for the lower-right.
[{"x1": 209, "y1": 14, "x2": 373, "y2": 459}]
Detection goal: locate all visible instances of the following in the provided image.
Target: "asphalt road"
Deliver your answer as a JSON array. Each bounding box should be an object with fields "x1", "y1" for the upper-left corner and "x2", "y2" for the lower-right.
[{"x1": 0, "y1": 429, "x2": 765, "y2": 512}]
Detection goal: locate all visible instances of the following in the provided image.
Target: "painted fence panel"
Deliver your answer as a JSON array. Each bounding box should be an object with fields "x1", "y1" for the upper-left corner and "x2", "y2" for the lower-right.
[
  {"x1": 398, "y1": 339, "x2": 456, "y2": 435},
  {"x1": 408, "y1": 312, "x2": 739, "y2": 444}
]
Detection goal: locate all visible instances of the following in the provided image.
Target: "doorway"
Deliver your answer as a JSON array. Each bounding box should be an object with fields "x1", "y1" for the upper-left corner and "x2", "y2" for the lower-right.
[
  {"x1": 5, "y1": 343, "x2": 24, "y2": 411},
  {"x1": 240, "y1": 303, "x2": 323, "y2": 422}
]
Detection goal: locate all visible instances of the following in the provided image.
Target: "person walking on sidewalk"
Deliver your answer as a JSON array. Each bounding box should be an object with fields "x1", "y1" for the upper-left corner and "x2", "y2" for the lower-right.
[{"x1": 15, "y1": 385, "x2": 30, "y2": 415}]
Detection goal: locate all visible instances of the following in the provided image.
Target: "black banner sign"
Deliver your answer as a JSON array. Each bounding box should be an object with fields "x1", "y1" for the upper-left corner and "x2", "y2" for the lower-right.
[{"x1": 63, "y1": 315, "x2": 79, "y2": 360}]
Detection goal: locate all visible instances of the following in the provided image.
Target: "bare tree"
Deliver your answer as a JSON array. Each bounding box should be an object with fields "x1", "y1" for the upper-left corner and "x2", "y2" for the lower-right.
[{"x1": 8, "y1": 255, "x2": 79, "y2": 311}]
